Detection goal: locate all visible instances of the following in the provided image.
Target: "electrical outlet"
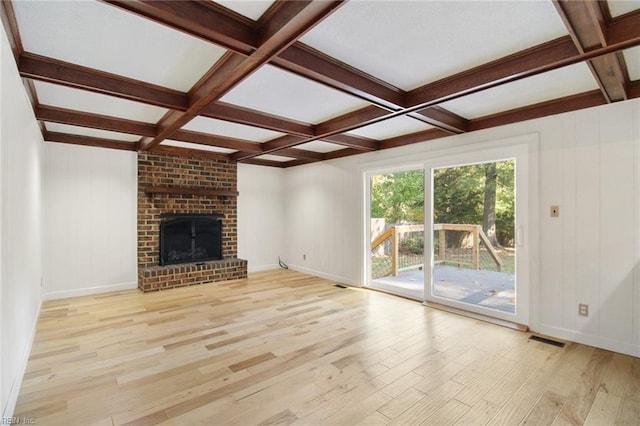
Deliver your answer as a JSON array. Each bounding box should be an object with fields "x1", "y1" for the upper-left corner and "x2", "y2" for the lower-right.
[
  {"x1": 550, "y1": 206, "x2": 560, "y2": 217},
  {"x1": 578, "y1": 303, "x2": 589, "y2": 317}
]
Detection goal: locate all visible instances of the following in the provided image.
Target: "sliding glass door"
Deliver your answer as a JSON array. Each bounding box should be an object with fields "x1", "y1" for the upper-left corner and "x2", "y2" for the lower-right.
[{"x1": 365, "y1": 143, "x2": 531, "y2": 325}]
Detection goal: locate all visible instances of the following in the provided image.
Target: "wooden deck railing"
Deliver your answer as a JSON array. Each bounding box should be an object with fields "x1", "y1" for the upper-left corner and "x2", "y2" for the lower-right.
[{"x1": 371, "y1": 223, "x2": 502, "y2": 276}]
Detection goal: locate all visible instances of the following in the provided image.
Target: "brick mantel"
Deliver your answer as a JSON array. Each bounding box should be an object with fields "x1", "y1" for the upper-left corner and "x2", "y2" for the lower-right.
[{"x1": 137, "y1": 152, "x2": 247, "y2": 291}]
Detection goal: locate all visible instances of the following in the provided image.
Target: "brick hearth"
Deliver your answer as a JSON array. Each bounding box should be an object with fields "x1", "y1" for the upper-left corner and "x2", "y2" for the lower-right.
[{"x1": 137, "y1": 152, "x2": 247, "y2": 292}]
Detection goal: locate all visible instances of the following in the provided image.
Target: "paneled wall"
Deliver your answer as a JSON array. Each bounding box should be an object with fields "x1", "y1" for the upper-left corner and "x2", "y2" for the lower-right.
[
  {"x1": 283, "y1": 99, "x2": 640, "y2": 357},
  {"x1": 0, "y1": 27, "x2": 43, "y2": 417},
  {"x1": 237, "y1": 164, "x2": 285, "y2": 272},
  {"x1": 43, "y1": 143, "x2": 137, "y2": 299}
]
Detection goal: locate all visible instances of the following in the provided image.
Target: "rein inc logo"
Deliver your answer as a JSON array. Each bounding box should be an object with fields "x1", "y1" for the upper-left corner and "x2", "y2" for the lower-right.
[{"x1": 1, "y1": 418, "x2": 35, "y2": 425}]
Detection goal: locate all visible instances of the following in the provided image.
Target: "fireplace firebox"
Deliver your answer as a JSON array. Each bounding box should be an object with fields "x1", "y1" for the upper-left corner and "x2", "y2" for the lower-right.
[{"x1": 159, "y1": 213, "x2": 223, "y2": 266}]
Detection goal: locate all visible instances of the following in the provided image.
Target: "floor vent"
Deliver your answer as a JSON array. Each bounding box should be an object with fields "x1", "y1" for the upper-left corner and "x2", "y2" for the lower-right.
[
  {"x1": 529, "y1": 335, "x2": 565, "y2": 348},
  {"x1": 334, "y1": 284, "x2": 347, "y2": 289}
]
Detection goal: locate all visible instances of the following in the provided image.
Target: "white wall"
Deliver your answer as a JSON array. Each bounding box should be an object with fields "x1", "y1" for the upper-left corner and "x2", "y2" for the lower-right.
[
  {"x1": 283, "y1": 99, "x2": 640, "y2": 358},
  {"x1": 43, "y1": 143, "x2": 137, "y2": 299},
  {"x1": 0, "y1": 26, "x2": 44, "y2": 417},
  {"x1": 238, "y1": 164, "x2": 285, "y2": 272}
]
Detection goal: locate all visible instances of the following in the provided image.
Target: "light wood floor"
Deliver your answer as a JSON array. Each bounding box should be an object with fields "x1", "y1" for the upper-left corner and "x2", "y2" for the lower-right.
[{"x1": 15, "y1": 270, "x2": 640, "y2": 425}]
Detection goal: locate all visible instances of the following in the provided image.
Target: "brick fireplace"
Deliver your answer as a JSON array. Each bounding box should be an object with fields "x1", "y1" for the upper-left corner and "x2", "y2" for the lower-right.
[{"x1": 137, "y1": 152, "x2": 247, "y2": 292}]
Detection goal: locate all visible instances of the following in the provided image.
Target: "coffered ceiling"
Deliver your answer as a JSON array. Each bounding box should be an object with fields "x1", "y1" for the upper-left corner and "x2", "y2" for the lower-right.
[{"x1": 2, "y1": 0, "x2": 640, "y2": 167}]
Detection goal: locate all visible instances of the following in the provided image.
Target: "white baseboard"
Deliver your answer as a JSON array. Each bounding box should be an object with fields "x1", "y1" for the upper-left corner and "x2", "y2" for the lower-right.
[
  {"x1": 2, "y1": 295, "x2": 42, "y2": 418},
  {"x1": 536, "y1": 324, "x2": 640, "y2": 358},
  {"x1": 287, "y1": 264, "x2": 356, "y2": 287},
  {"x1": 44, "y1": 281, "x2": 138, "y2": 300},
  {"x1": 248, "y1": 264, "x2": 279, "y2": 273}
]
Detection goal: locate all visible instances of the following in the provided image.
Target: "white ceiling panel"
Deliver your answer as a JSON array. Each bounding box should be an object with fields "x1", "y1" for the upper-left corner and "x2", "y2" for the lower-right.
[
  {"x1": 213, "y1": 0, "x2": 275, "y2": 21},
  {"x1": 296, "y1": 141, "x2": 346, "y2": 153},
  {"x1": 34, "y1": 81, "x2": 168, "y2": 123},
  {"x1": 220, "y1": 65, "x2": 370, "y2": 124},
  {"x1": 623, "y1": 46, "x2": 640, "y2": 80},
  {"x1": 439, "y1": 63, "x2": 599, "y2": 119},
  {"x1": 183, "y1": 116, "x2": 284, "y2": 142},
  {"x1": 348, "y1": 115, "x2": 434, "y2": 140},
  {"x1": 255, "y1": 154, "x2": 292, "y2": 162},
  {"x1": 45, "y1": 123, "x2": 139, "y2": 142},
  {"x1": 162, "y1": 140, "x2": 237, "y2": 154},
  {"x1": 13, "y1": 0, "x2": 226, "y2": 92},
  {"x1": 301, "y1": 1, "x2": 568, "y2": 91},
  {"x1": 608, "y1": 0, "x2": 640, "y2": 17}
]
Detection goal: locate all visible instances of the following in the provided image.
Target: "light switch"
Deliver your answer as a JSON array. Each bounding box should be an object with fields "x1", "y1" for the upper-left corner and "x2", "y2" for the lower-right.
[{"x1": 550, "y1": 206, "x2": 559, "y2": 217}]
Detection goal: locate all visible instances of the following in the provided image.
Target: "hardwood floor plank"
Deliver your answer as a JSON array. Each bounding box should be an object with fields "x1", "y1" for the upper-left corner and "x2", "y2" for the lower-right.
[
  {"x1": 455, "y1": 399, "x2": 500, "y2": 425},
  {"x1": 584, "y1": 390, "x2": 622, "y2": 426},
  {"x1": 377, "y1": 387, "x2": 425, "y2": 420},
  {"x1": 522, "y1": 390, "x2": 566, "y2": 425},
  {"x1": 554, "y1": 348, "x2": 613, "y2": 424},
  {"x1": 11, "y1": 270, "x2": 640, "y2": 425}
]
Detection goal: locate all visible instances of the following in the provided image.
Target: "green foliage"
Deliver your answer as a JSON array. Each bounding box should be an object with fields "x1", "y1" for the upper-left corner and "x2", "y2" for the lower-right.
[
  {"x1": 371, "y1": 170, "x2": 424, "y2": 223},
  {"x1": 370, "y1": 161, "x2": 515, "y2": 247},
  {"x1": 399, "y1": 235, "x2": 424, "y2": 255},
  {"x1": 434, "y1": 160, "x2": 515, "y2": 246}
]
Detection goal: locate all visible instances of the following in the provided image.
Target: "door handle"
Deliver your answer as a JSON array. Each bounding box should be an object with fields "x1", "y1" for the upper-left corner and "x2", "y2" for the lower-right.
[{"x1": 516, "y1": 226, "x2": 524, "y2": 247}]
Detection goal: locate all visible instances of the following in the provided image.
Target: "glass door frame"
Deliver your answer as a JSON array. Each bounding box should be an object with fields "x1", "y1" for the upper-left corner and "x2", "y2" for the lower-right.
[{"x1": 423, "y1": 144, "x2": 531, "y2": 325}]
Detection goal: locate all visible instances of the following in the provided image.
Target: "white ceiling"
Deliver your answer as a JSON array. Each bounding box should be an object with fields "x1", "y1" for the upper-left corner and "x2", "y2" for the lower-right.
[
  {"x1": 608, "y1": 0, "x2": 640, "y2": 17},
  {"x1": 182, "y1": 116, "x2": 284, "y2": 142},
  {"x1": 301, "y1": 0, "x2": 568, "y2": 91},
  {"x1": 220, "y1": 65, "x2": 370, "y2": 124},
  {"x1": 6, "y1": 0, "x2": 640, "y2": 166},
  {"x1": 624, "y1": 46, "x2": 640, "y2": 80},
  {"x1": 348, "y1": 115, "x2": 434, "y2": 139},
  {"x1": 214, "y1": 0, "x2": 276, "y2": 21}
]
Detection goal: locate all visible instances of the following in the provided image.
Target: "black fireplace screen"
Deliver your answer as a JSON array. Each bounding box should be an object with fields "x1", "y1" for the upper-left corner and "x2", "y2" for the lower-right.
[{"x1": 159, "y1": 214, "x2": 223, "y2": 266}]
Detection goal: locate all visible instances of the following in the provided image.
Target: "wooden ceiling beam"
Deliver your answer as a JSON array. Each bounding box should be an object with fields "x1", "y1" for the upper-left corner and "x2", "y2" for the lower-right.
[
  {"x1": 0, "y1": 0, "x2": 22, "y2": 61},
  {"x1": 280, "y1": 158, "x2": 318, "y2": 168},
  {"x1": 35, "y1": 105, "x2": 157, "y2": 137},
  {"x1": 272, "y1": 43, "x2": 406, "y2": 109},
  {"x1": 138, "y1": 1, "x2": 343, "y2": 151},
  {"x1": 44, "y1": 131, "x2": 137, "y2": 151},
  {"x1": 468, "y1": 89, "x2": 606, "y2": 132},
  {"x1": 406, "y1": 36, "x2": 579, "y2": 108},
  {"x1": 201, "y1": 102, "x2": 314, "y2": 136},
  {"x1": 171, "y1": 129, "x2": 262, "y2": 153},
  {"x1": 241, "y1": 158, "x2": 290, "y2": 168},
  {"x1": 231, "y1": 134, "x2": 307, "y2": 161},
  {"x1": 101, "y1": 0, "x2": 257, "y2": 55},
  {"x1": 322, "y1": 134, "x2": 379, "y2": 151},
  {"x1": 276, "y1": 147, "x2": 325, "y2": 161},
  {"x1": 409, "y1": 106, "x2": 468, "y2": 133},
  {"x1": 315, "y1": 105, "x2": 389, "y2": 137},
  {"x1": 150, "y1": 144, "x2": 231, "y2": 162},
  {"x1": 553, "y1": 0, "x2": 628, "y2": 102},
  {"x1": 379, "y1": 129, "x2": 451, "y2": 151},
  {"x1": 19, "y1": 52, "x2": 188, "y2": 110}
]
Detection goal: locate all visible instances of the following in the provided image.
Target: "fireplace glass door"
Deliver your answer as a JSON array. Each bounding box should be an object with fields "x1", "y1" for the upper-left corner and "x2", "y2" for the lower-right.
[{"x1": 160, "y1": 216, "x2": 222, "y2": 265}]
